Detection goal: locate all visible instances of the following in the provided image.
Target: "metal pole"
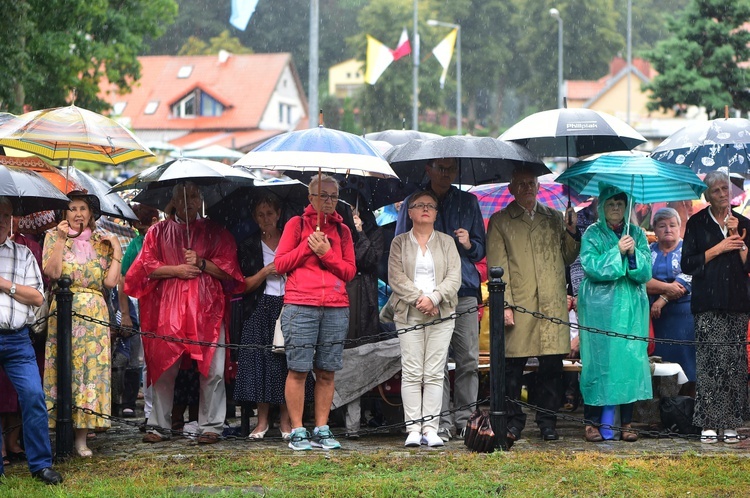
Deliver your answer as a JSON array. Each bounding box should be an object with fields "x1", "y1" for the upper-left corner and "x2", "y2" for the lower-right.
[
  {"x1": 488, "y1": 266, "x2": 508, "y2": 451},
  {"x1": 456, "y1": 25, "x2": 462, "y2": 135},
  {"x1": 412, "y1": 0, "x2": 419, "y2": 130},
  {"x1": 308, "y1": 0, "x2": 319, "y2": 129},
  {"x1": 55, "y1": 276, "x2": 74, "y2": 459},
  {"x1": 549, "y1": 9, "x2": 563, "y2": 109},
  {"x1": 626, "y1": 0, "x2": 632, "y2": 125}
]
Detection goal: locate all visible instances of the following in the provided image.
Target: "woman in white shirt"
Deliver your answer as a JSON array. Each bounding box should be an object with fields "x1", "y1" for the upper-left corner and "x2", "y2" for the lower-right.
[{"x1": 386, "y1": 190, "x2": 461, "y2": 447}]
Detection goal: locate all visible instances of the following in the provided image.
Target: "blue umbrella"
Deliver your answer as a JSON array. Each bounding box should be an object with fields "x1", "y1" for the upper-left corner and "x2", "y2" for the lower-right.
[
  {"x1": 556, "y1": 151, "x2": 707, "y2": 234},
  {"x1": 235, "y1": 126, "x2": 397, "y2": 179},
  {"x1": 651, "y1": 117, "x2": 750, "y2": 176}
]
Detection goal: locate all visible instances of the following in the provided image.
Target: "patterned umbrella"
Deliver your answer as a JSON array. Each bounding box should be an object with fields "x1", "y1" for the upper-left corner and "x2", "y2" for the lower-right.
[
  {"x1": 0, "y1": 105, "x2": 153, "y2": 165},
  {"x1": 470, "y1": 182, "x2": 587, "y2": 225},
  {"x1": 651, "y1": 117, "x2": 750, "y2": 176},
  {"x1": 364, "y1": 129, "x2": 441, "y2": 146}
]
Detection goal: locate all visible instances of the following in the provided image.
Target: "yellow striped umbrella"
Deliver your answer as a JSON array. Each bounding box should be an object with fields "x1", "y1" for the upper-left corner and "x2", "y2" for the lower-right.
[{"x1": 0, "y1": 105, "x2": 153, "y2": 165}]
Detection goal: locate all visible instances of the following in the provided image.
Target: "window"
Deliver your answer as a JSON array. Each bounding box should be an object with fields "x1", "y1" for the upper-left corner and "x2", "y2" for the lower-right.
[
  {"x1": 112, "y1": 102, "x2": 126, "y2": 115},
  {"x1": 144, "y1": 101, "x2": 159, "y2": 115},
  {"x1": 172, "y1": 90, "x2": 224, "y2": 118},
  {"x1": 177, "y1": 65, "x2": 193, "y2": 78},
  {"x1": 278, "y1": 103, "x2": 293, "y2": 125}
]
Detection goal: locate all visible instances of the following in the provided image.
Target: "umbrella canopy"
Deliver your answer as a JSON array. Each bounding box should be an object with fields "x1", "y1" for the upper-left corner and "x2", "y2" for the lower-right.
[
  {"x1": 556, "y1": 151, "x2": 707, "y2": 204},
  {"x1": 336, "y1": 175, "x2": 419, "y2": 211},
  {"x1": 179, "y1": 145, "x2": 246, "y2": 161},
  {"x1": 0, "y1": 105, "x2": 154, "y2": 165},
  {"x1": 500, "y1": 108, "x2": 647, "y2": 158},
  {"x1": 651, "y1": 117, "x2": 750, "y2": 176},
  {"x1": 61, "y1": 167, "x2": 137, "y2": 220},
  {"x1": 235, "y1": 126, "x2": 398, "y2": 179},
  {"x1": 0, "y1": 164, "x2": 72, "y2": 216},
  {"x1": 204, "y1": 179, "x2": 310, "y2": 231},
  {"x1": 469, "y1": 181, "x2": 587, "y2": 223},
  {"x1": 111, "y1": 158, "x2": 258, "y2": 212},
  {"x1": 364, "y1": 129, "x2": 441, "y2": 146},
  {"x1": 385, "y1": 136, "x2": 549, "y2": 186}
]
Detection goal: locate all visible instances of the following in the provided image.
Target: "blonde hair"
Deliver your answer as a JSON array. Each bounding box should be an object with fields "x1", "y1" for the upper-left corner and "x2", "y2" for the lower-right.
[{"x1": 308, "y1": 174, "x2": 339, "y2": 195}]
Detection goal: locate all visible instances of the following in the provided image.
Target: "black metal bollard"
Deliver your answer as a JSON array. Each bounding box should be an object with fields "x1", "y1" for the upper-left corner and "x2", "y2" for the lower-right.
[
  {"x1": 54, "y1": 276, "x2": 74, "y2": 459},
  {"x1": 488, "y1": 267, "x2": 508, "y2": 451}
]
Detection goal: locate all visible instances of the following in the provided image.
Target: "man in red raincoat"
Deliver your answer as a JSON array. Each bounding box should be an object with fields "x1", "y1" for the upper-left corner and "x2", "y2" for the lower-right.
[{"x1": 125, "y1": 182, "x2": 243, "y2": 444}]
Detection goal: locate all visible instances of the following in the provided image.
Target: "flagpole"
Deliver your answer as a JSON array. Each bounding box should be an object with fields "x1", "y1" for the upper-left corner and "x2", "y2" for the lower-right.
[
  {"x1": 309, "y1": 0, "x2": 319, "y2": 129},
  {"x1": 412, "y1": 0, "x2": 419, "y2": 130}
]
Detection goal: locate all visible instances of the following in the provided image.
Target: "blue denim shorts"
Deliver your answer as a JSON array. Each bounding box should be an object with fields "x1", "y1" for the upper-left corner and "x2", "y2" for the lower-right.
[{"x1": 280, "y1": 304, "x2": 349, "y2": 372}]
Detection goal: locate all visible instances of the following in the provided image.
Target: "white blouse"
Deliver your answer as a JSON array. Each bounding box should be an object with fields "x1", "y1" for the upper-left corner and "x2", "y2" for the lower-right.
[{"x1": 262, "y1": 241, "x2": 285, "y2": 296}]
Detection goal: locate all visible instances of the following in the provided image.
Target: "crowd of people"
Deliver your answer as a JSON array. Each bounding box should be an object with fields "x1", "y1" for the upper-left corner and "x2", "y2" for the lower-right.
[{"x1": 2, "y1": 163, "x2": 750, "y2": 483}]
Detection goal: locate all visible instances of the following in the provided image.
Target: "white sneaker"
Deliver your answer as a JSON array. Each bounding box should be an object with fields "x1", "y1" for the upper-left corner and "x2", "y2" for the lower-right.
[
  {"x1": 701, "y1": 429, "x2": 718, "y2": 444},
  {"x1": 723, "y1": 429, "x2": 740, "y2": 444},
  {"x1": 404, "y1": 432, "x2": 422, "y2": 447},
  {"x1": 422, "y1": 431, "x2": 445, "y2": 447}
]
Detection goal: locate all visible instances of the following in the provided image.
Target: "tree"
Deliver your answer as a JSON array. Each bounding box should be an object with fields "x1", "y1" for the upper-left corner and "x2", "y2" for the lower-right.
[
  {"x1": 643, "y1": 0, "x2": 750, "y2": 118},
  {"x1": 0, "y1": 0, "x2": 178, "y2": 113},
  {"x1": 178, "y1": 30, "x2": 254, "y2": 55},
  {"x1": 613, "y1": 0, "x2": 691, "y2": 52},
  {"x1": 513, "y1": 0, "x2": 624, "y2": 117}
]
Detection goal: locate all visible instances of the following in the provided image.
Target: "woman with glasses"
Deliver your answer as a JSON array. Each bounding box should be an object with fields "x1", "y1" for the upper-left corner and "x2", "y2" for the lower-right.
[
  {"x1": 577, "y1": 183, "x2": 652, "y2": 443},
  {"x1": 275, "y1": 174, "x2": 356, "y2": 451},
  {"x1": 386, "y1": 190, "x2": 461, "y2": 447}
]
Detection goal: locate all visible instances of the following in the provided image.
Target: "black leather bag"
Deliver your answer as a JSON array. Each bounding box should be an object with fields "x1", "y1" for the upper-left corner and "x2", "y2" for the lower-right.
[
  {"x1": 464, "y1": 408, "x2": 497, "y2": 453},
  {"x1": 660, "y1": 396, "x2": 700, "y2": 435}
]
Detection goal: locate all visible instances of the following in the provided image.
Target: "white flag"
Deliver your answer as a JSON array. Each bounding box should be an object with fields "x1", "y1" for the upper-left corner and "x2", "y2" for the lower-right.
[{"x1": 432, "y1": 28, "x2": 458, "y2": 89}]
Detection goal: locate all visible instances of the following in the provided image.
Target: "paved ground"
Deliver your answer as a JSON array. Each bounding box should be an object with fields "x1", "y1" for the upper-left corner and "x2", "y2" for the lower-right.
[{"x1": 68, "y1": 401, "x2": 750, "y2": 459}]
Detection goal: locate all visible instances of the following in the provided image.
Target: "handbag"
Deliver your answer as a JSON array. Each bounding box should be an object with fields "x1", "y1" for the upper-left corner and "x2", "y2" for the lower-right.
[
  {"x1": 272, "y1": 315, "x2": 285, "y2": 354},
  {"x1": 464, "y1": 408, "x2": 497, "y2": 453}
]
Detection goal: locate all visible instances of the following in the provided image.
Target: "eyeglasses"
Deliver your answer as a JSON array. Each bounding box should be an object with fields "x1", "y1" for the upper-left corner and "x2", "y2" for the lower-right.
[
  {"x1": 310, "y1": 193, "x2": 339, "y2": 202},
  {"x1": 409, "y1": 203, "x2": 438, "y2": 211}
]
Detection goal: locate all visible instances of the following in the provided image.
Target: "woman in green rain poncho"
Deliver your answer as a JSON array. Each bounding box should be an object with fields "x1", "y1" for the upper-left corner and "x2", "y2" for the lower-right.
[{"x1": 578, "y1": 183, "x2": 653, "y2": 443}]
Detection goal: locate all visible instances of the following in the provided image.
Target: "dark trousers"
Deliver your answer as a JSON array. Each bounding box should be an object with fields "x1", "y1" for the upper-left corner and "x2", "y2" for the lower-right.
[{"x1": 505, "y1": 355, "x2": 564, "y2": 434}]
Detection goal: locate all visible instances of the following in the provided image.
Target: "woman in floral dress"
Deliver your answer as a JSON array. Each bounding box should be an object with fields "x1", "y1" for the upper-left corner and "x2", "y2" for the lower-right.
[{"x1": 42, "y1": 192, "x2": 123, "y2": 457}]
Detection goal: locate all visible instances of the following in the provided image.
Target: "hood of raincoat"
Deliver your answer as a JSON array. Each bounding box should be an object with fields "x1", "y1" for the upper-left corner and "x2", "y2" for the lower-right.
[{"x1": 596, "y1": 182, "x2": 630, "y2": 223}]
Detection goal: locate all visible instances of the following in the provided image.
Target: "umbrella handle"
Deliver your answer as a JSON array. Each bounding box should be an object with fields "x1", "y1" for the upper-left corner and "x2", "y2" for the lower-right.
[{"x1": 67, "y1": 222, "x2": 85, "y2": 239}]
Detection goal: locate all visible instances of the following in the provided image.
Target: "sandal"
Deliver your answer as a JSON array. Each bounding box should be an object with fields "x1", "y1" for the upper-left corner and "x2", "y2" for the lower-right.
[
  {"x1": 584, "y1": 425, "x2": 603, "y2": 442},
  {"x1": 621, "y1": 424, "x2": 638, "y2": 442},
  {"x1": 2, "y1": 455, "x2": 10, "y2": 466},
  {"x1": 75, "y1": 444, "x2": 93, "y2": 458}
]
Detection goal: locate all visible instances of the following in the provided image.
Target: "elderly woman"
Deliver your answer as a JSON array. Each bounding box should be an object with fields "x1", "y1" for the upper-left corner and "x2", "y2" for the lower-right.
[
  {"x1": 387, "y1": 190, "x2": 461, "y2": 447},
  {"x1": 235, "y1": 196, "x2": 312, "y2": 441},
  {"x1": 647, "y1": 208, "x2": 696, "y2": 395},
  {"x1": 578, "y1": 184, "x2": 652, "y2": 443},
  {"x1": 275, "y1": 174, "x2": 356, "y2": 451},
  {"x1": 681, "y1": 171, "x2": 750, "y2": 444},
  {"x1": 43, "y1": 191, "x2": 123, "y2": 457}
]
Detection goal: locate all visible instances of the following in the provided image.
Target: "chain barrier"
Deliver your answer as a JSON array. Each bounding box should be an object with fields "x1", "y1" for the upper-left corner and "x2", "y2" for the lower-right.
[
  {"x1": 73, "y1": 399, "x2": 488, "y2": 443},
  {"x1": 72, "y1": 303, "x2": 487, "y2": 353},
  {"x1": 508, "y1": 303, "x2": 750, "y2": 348},
  {"x1": 506, "y1": 397, "x2": 747, "y2": 443}
]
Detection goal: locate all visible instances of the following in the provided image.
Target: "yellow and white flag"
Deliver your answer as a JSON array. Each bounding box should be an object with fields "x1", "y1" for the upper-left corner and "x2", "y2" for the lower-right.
[
  {"x1": 365, "y1": 35, "x2": 395, "y2": 85},
  {"x1": 432, "y1": 28, "x2": 457, "y2": 89}
]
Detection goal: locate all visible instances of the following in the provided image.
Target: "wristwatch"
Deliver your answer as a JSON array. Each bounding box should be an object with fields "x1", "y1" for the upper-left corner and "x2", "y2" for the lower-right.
[{"x1": 9, "y1": 284, "x2": 16, "y2": 296}]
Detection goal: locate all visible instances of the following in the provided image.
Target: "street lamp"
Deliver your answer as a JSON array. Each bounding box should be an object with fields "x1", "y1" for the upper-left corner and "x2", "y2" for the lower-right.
[
  {"x1": 427, "y1": 19, "x2": 462, "y2": 135},
  {"x1": 549, "y1": 8, "x2": 564, "y2": 109}
]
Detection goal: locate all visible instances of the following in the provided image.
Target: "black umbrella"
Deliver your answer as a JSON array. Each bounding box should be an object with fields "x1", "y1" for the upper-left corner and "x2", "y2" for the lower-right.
[
  {"x1": 500, "y1": 108, "x2": 646, "y2": 157},
  {"x1": 364, "y1": 129, "x2": 442, "y2": 146},
  {"x1": 0, "y1": 164, "x2": 71, "y2": 215},
  {"x1": 385, "y1": 136, "x2": 549, "y2": 186},
  {"x1": 336, "y1": 175, "x2": 420, "y2": 212}
]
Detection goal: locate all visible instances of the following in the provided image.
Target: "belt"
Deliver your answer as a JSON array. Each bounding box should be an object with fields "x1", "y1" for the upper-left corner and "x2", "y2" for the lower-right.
[{"x1": 0, "y1": 327, "x2": 26, "y2": 335}]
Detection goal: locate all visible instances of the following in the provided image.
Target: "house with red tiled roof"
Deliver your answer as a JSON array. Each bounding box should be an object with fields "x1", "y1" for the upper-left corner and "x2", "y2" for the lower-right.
[
  {"x1": 565, "y1": 56, "x2": 703, "y2": 149},
  {"x1": 99, "y1": 51, "x2": 308, "y2": 152}
]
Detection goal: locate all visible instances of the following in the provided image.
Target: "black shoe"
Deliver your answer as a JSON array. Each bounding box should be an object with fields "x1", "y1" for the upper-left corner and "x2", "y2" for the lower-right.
[
  {"x1": 541, "y1": 427, "x2": 559, "y2": 441},
  {"x1": 32, "y1": 467, "x2": 63, "y2": 485}
]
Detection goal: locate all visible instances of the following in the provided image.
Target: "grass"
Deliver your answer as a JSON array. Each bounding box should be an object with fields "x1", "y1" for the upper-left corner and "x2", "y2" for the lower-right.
[{"x1": 2, "y1": 449, "x2": 750, "y2": 497}]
